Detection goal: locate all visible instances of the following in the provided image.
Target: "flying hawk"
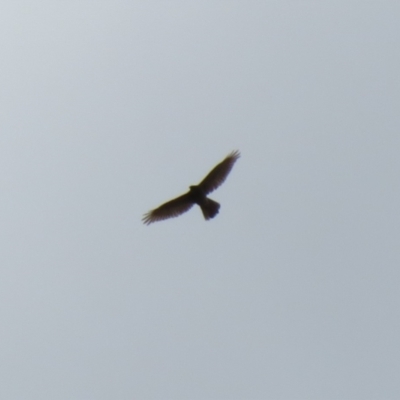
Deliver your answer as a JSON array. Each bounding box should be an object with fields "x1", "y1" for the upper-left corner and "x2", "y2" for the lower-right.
[{"x1": 143, "y1": 150, "x2": 240, "y2": 224}]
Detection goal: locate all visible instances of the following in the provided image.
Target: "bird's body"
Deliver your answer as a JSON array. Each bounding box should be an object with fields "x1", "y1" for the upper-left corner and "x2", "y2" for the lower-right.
[
  {"x1": 142, "y1": 150, "x2": 240, "y2": 225},
  {"x1": 188, "y1": 185, "x2": 221, "y2": 220}
]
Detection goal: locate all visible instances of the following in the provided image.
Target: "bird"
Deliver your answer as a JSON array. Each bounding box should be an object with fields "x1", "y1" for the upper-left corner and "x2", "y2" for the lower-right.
[{"x1": 143, "y1": 150, "x2": 240, "y2": 225}]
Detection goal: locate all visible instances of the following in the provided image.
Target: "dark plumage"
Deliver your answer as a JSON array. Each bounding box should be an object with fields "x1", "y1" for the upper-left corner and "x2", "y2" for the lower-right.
[{"x1": 142, "y1": 150, "x2": 240, "y2": 225}]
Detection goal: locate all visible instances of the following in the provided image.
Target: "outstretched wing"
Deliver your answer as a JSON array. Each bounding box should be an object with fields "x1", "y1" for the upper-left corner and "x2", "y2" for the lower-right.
[
  {"x1": 142, "y1": 193, "x2": 194, "y2": 225},
  {"x1": 198, "y1": 150, "x2": 240, "y2": 194}
]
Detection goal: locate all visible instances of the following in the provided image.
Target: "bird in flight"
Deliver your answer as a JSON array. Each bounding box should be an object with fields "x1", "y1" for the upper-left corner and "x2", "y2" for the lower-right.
[{"x1": 143, "y1": 150, "x2": 240, "y2": 225}]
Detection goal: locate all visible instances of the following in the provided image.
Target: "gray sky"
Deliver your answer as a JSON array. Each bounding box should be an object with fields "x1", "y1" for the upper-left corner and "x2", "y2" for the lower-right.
[{"x1": 1, "y1": 2, "x2": 399, "y2": 399}]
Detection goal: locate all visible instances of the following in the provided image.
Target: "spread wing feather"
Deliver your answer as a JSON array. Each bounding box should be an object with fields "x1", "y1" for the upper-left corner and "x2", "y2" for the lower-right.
[
  {"x1": 197, "y1": 150, "x2": 240, "y2": 194},
  {"x1": 142, "y1": 193, "x2": 194, "y2": 225}
]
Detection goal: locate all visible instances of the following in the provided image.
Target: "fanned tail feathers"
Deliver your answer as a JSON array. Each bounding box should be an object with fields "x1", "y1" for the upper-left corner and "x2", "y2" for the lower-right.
[{"x1": 200, "y1": 198, "x2": 220, "y2": 220}]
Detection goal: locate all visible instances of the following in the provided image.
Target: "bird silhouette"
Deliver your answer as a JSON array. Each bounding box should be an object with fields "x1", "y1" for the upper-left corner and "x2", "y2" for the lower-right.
[{"x1": 143, "y1": 150, "x2": 240, "y2": 225}]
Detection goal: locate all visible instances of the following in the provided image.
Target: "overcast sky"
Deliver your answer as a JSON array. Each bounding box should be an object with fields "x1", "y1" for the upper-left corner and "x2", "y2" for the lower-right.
[{"x1": 1, "y1": 2, "x2": 399, "y2": 399}]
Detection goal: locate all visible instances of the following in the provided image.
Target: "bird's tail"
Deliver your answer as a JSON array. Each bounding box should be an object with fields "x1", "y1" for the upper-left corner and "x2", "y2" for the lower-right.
[{"x1": 200, "y1": 198, "x2": 220, "y2": 220}]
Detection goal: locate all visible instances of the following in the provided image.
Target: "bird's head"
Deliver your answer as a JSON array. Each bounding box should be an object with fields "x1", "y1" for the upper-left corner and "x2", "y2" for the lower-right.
[{"x1": 189, "y1": 185, "x2": 201, "y2": 194}]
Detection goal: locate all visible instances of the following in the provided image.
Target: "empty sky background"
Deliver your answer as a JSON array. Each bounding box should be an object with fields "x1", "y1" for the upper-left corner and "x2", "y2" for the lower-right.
[{"x1": 1, "y1": 2, "x2": 399, "y2": 399}]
